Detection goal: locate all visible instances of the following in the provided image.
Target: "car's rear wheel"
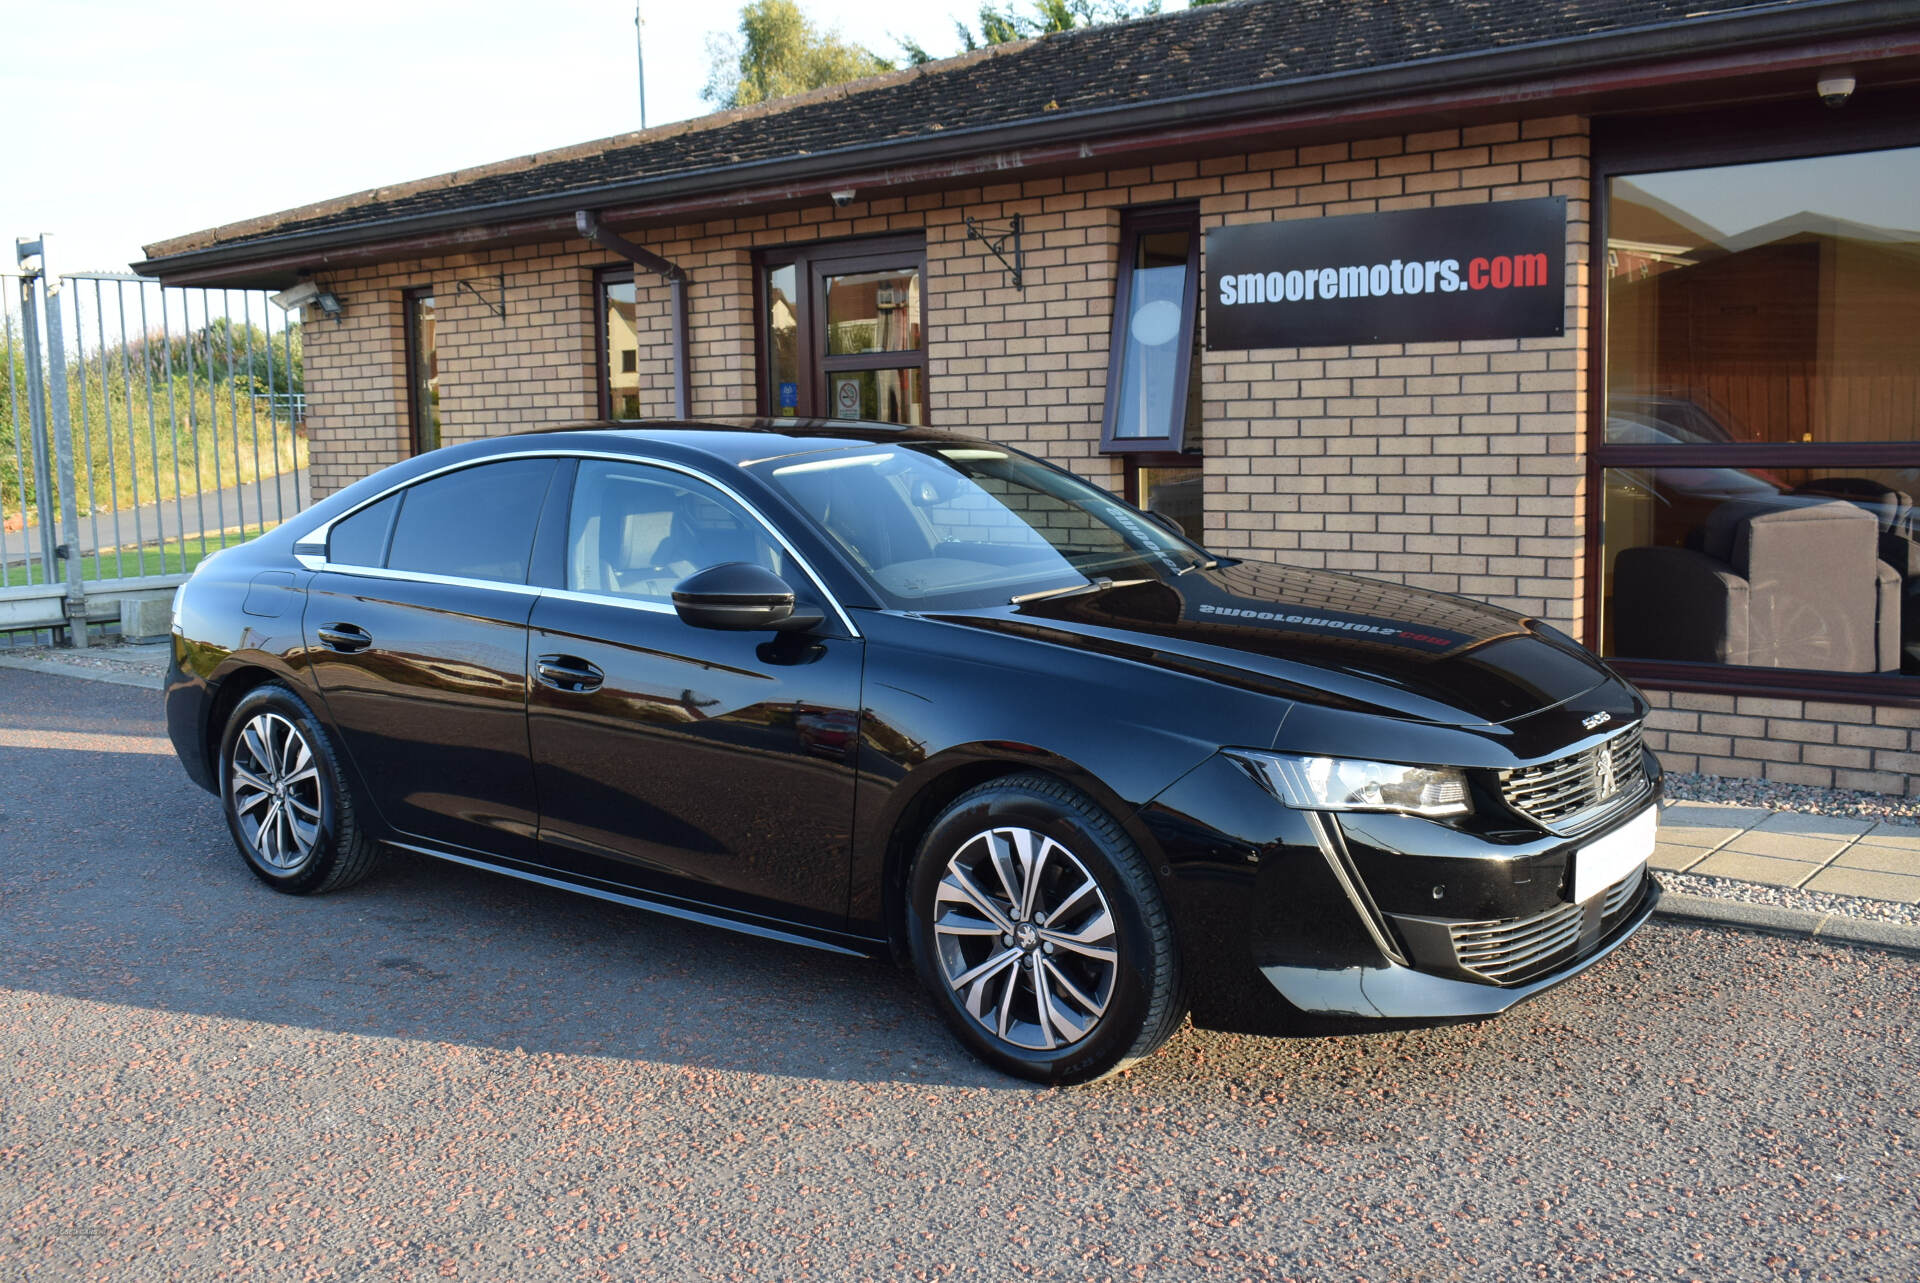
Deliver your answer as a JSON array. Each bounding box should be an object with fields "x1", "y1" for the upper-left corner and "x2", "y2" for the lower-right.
[
  {"x1": 906, "y1": 773, "x2": 1185, "y2": 1085},
  {"x1": 219, "y1": 683, "x2": 379, "y2": 895}
]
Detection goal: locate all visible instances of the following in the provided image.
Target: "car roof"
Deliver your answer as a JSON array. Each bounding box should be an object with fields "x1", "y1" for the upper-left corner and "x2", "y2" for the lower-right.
[{"x1": 514, "y1": 417, "x2": 978, "y2": 467}]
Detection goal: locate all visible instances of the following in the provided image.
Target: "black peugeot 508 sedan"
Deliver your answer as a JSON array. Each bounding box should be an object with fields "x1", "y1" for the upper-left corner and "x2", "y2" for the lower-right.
[{"x1": 166, "y1": 419, "x2": 1661, "y2": 1084}]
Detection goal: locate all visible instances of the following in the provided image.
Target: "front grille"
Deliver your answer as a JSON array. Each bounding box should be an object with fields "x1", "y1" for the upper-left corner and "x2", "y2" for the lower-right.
[
  {"x1": 1603, "y1": 861, "x2": 1646, "y2": 917},
  {"x1": 1444, "y1": 862, "x2": 1648, "y2": 985},
  {"x1": 1449, "y1": 901, "x2": 1584, "y2": 983},
  {"x1": 1500, "y1": 722, "x2": 1647, "y2": 833}
]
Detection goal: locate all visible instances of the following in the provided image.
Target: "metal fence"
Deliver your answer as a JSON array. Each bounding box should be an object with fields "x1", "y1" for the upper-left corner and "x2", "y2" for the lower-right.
[{"x1": 3, "y1": 239, "x2": 309, "y2": 642}]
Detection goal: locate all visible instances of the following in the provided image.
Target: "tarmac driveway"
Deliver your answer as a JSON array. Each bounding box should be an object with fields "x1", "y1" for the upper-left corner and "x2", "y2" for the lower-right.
[{"x1": 2, "y1": 668, "x2": 1917, "y2": 1280}]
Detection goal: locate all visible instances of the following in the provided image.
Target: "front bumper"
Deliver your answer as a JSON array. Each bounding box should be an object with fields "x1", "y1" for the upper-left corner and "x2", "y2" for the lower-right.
[{"x1": 1138, "y1": 750, "x2": 1663, "y2": 1036}]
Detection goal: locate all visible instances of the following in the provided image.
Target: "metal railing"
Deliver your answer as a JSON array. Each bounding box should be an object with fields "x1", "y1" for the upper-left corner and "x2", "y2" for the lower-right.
[{"x1": 4, "y1": 238, "x2": 310, "y2": 642}]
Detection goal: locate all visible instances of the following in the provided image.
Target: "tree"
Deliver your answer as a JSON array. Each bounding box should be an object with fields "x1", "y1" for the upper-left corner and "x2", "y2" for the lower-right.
[
  {"x1": 702, "y1": 0, "x2": 893, "y2": 110},
  {"x1": 952, "y1": 0, "x2": 1161, "y2": 52}
]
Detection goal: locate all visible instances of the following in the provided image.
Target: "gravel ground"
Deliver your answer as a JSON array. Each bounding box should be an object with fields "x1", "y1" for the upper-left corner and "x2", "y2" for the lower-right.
[
  {"x1": 0, "y1": 641, "x2": 167, "y2": 674},
  {"x1": 1665, "y1": 770, "x2": 1920, "y2": 826},
  {"x1": 1660, "y1": 870, "x2": 1920, "y2": 927}
]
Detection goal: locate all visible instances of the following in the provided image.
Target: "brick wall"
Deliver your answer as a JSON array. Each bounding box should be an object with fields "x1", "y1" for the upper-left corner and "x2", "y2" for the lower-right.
[{"x1": 1644, "y1": 691, "x2": 1920, "y2": 794}]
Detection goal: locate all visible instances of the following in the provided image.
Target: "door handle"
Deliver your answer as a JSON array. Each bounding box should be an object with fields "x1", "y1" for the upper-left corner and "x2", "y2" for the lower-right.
[
  {"x1": 536, "y1": 654, "x2": 605, "y2": 693},
  {"x1": 316, "y1": 622, "x2": 372, "y2": 653}
]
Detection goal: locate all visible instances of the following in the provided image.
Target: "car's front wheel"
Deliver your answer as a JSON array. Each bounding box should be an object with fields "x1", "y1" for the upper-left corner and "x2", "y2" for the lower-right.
[
  {"x1": 219, "y1": 683, "x2": 380, "y2": 895},
  {"x1": 906, "y1": 773, "x2": 1185, "y2": 1085}
]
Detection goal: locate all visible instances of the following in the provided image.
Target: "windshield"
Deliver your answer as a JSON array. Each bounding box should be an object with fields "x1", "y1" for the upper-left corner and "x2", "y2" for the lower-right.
[{"x1": 753, "y1": 443, "x2": 1210, "y2": 610}]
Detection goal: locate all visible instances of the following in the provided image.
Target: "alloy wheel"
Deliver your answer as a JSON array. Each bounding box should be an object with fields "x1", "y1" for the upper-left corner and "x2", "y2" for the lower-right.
[
  {"x1": 931, "y1": 825, "x2": 1119, "y2": 1052},
  {"x1": 228, "y1": 712, "x2": 323, "y2": 871}
]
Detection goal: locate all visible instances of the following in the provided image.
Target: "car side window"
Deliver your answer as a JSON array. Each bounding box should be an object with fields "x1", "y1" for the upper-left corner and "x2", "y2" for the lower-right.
[
  {"x1": 566, "y1": 460, "x2": 793, "y2": 605},
  {"x1": 326, "y1": 493, "x2": 400, "y2": 567},
  {"x1": 382, "y1": 458, "x2": 557, "y2": 584}
]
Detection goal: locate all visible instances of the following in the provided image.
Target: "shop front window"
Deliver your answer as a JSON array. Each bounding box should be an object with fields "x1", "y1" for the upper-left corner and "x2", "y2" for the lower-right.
[
  {"x1": 757, "y1": 238, "x2": 926, "y2": 424},
  {"x1": 1598, "y1": 145, "x2": 1920, "y2": 682}
]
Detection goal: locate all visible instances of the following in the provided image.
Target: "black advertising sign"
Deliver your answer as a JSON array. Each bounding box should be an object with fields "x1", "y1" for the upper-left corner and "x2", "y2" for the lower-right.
[{"x1": 1204, "y1": 196, "x2": 1566, "y2": 350}]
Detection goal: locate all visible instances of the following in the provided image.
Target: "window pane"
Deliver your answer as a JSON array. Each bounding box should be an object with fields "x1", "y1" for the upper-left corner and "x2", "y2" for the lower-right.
[
  {"x1": 1601, "y1": 465, "x2": 1918, "y2": 675},
  {"x1": 1606, "y1": 148, "x2": 1920, "y2": 446},
  {"x1": 766, "y1": 264, "x2": 800, "y2": 416},
  {"x1": 407, "y1": 293, "x2": 438, "y2": 452},
  {"x1": 603, "y1": 278, "x2": 644, "y2": 421},
  {"x1": 566, "y1": 460, "x2": 789, "y2": 604},
  {"x1": 824, "y1": 269, "x2": 921, "y2": 356},
  {"x1": 387, "y1": 460, "x2": 556, "y2": 584},
  {"x1": 1112, "y1": 228, "x2": 1194, "y2": 442},
  {"x1": 825, "y1": 367, "x2": 924, "y2": 425},
  {"x1": 1137, "y1": 465, "x2": 1203, "y2": 538},
  {"x1": 327, "y1": 493, "x2": 399, "y2": 567}
]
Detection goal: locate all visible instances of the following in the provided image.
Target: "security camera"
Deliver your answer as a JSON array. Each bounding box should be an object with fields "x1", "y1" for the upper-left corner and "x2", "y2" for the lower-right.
[
  {"x1": 1817, "y1": 74, "x2": 1856, "y2": 108},
  {"x1": 270, "y1": 280, "x2": 321, "y2": 311},
  {"x1": 830, "y1": 189, "x2": 857, "y2": 208}
]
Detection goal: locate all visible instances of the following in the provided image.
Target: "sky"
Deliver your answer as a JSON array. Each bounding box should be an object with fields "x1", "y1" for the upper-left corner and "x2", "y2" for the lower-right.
[{"x1": 1, "y1": 0, "x2": 1196, "y2": 278}]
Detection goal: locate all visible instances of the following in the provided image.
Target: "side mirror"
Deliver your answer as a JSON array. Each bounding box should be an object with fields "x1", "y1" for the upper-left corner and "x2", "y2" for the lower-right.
[{"x1": 672, "y1": 562, "x2": 824, "y2": 633}]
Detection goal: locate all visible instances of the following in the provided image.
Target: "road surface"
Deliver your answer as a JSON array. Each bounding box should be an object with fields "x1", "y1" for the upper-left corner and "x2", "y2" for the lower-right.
[{"x1": 2, "y1": 669, "x2": 1916, "y2": 1280}]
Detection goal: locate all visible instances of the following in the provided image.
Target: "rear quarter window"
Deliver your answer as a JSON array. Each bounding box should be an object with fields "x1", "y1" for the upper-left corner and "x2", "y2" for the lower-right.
[{"x1": 326, "y1": 493, "x2": 400, "y2": 567}]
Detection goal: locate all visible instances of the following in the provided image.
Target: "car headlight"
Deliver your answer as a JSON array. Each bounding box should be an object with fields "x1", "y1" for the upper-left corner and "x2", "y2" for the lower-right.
[{"x1": 1230, "y1": 750, "x2": 1472, "y2": 819}]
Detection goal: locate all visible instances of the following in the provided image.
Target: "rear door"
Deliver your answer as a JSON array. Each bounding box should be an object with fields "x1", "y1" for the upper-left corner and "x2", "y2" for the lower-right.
[
  {"x1": 525, "y1": 457, "x2": 864, "y2": 928},
  {"x1": 303, "y1": 457, "x2": 560, "y2": 862}
]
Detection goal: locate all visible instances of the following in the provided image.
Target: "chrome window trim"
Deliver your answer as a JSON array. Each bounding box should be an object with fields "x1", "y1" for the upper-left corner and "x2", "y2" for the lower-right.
[
  {"x1": 538, "y1": 585, "x2": 678, "y2": 616},
  {"x1": 305, "y1": 563, "x2": 545, "y2": 598},
  {"x1": 294, "y1": 449, "x2": 862, "y2": 637}
]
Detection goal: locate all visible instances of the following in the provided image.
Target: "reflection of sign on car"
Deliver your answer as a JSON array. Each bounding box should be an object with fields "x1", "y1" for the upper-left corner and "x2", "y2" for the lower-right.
[{"x1": 1179, "y1": 576, "x2": 1471, "y2": 653}]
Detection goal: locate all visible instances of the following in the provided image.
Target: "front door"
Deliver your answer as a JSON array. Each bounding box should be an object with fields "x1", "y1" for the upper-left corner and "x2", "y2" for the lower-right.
[
  {"x1": 526, "y1": 458, "x2": 864, "y2": 928},
  {"x1": 303, "y1": 457, "x2": 558, "y2": 861},
  {"x1": 761, "y1": 236, "x2": 927, "y2": 424}
]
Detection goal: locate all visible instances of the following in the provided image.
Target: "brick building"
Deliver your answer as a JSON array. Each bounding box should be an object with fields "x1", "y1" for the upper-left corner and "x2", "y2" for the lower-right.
[{"x1": 136, "y1": 0, "x2": 1920, "y2": 791}]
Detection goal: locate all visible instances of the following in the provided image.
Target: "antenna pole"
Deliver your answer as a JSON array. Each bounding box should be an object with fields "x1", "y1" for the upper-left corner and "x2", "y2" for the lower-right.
[{"x1": 636, "y1": 3, "x2": 648, "y2": 130}]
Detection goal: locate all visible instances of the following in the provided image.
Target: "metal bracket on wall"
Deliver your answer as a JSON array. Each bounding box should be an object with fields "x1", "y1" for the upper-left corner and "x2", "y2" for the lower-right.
[
  {"x1": 455, "y1": 270, "x2": 507, "y2": 322},
  {"x1": 964, "y1": 214, "x2": 1024, "y2": 291}
]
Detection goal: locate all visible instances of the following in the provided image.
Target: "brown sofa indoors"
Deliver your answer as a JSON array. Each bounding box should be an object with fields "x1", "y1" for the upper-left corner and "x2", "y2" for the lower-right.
[{"x1": 1612, "y1": 499, "x2": 1902, "y2": 673}]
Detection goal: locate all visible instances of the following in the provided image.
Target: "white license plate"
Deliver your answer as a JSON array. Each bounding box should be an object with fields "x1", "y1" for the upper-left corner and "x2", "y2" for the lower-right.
[{"x1": 1572, "y1": 805, "x2": 1658, "y2": 904}]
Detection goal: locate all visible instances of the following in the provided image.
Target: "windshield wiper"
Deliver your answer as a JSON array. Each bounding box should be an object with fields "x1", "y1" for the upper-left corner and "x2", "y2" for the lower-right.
[
  {"x1": 1009, "y1": 576, "x2": 1154, "y2": 606},
  {"x1": 1011, "y1": 578, "x2": 1110, "y2": 605},
  {"x1": 1175, "y1": 557, "x2": 1221, "y2": 576}
]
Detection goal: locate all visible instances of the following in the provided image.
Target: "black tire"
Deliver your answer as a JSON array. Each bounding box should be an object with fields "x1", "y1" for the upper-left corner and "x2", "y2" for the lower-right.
[
  {"x1": 217, "y1": 683, "x2": 381, "y2": 895},
  {"x1": 905, "y1": 773, "x2": 1185, "y2": 1085}
]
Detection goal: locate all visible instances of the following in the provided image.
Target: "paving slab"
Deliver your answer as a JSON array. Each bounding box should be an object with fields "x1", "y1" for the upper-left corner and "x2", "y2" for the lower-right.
[
  {"x1": 1650, "y1": 842, "x2": 1712, "y2": 873},
  {"x1": 1752, "y1": 810, "x2": 1875, "y2": 839},
  {"x1": 1720, "y1": 829, "x2": 1853, "y2": 863},
  {"x1": 1803, "y1": 866, "x2": 1920, "y2": 903},
  {"x1": 1655, "y1": 821, "x2": 1743, "y2": 850},
  {"x1": 1832, "y1": 845, "x2": 1920, "y2": 875},
  {"x1": 1856, "y1": 823, "x2": 1920, "y2": 851},
  {"x1": 1690, "y1": 850, "x2": 1823, "y2": 888},
  {"x1": 1661, "y1": 802, "x2": 1771, "y2": 828}
]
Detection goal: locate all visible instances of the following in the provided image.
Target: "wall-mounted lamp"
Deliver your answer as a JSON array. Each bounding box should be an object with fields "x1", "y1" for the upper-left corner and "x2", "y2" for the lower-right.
[{"x1": 270, "y1": 279, "x2": 344, "y2": 321}]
